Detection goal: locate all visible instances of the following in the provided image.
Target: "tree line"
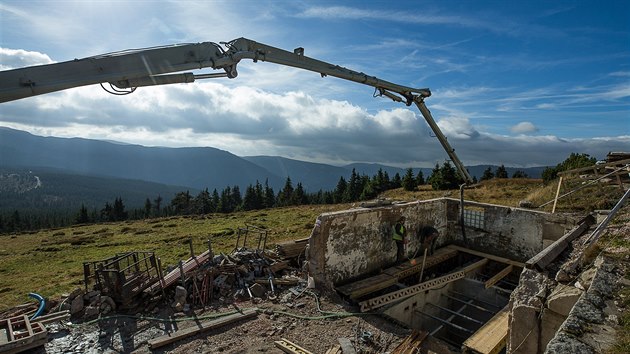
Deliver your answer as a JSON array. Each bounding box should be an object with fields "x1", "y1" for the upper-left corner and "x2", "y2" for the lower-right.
[{"x1": 1, "y1": 154, "x2": 594, "y2": 234}]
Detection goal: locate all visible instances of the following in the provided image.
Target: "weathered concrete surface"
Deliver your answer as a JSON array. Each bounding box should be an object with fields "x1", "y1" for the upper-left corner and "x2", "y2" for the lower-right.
[
  {"x1": 544, "y1": 255, "x2": 619, "y2": 353},
  {"x1": 307, "y1": 198, "x2": 577, "y2": 290},
  {"x1": 507, "y1": 268, "x2": 554, "y2": 354},
  {"x1": 308, "y1": 199, "x2": 447, "y2": 288},
  {"x1": 445, "y1": 199, "x2": 578, "y2": 262},
  {"x1": 547, "y1": 284, "x2": 582, "y2": 317}
]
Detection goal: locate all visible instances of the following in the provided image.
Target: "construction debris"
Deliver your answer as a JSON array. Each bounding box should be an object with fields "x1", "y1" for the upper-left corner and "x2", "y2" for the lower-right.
[
  {"x1": 275, "y1": 237, "x2": 309, "y2": 259},
  {"x1": 148, "y1": 308, "x2": 258, "y2": 349},
  {"x1": 391, "y1": 330, "x2": 428, "y2": 354},
  {"x1": 274, "y1": 337, "x2": 314, "y2": 354},
  {"x1": 0, "y1": 315, "x2": 47, "y2": 354}
]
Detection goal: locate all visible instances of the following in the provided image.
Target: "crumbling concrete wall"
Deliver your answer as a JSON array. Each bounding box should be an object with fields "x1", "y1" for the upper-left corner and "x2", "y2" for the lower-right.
[
  {"x1": 308, "y1": 198, "x2": 578, "y2": 290},
  {"x1": 444, "y1": 199, "x2": 577, "y2": 262},
  {"x1": 307, "y1": 199, "x2": 447, "y2": 289}
]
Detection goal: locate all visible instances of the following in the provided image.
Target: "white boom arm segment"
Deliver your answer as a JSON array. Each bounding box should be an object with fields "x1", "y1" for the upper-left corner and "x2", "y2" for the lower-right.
[{"x1": 0, "y1": 38, "x2": 473, "y2": 183}]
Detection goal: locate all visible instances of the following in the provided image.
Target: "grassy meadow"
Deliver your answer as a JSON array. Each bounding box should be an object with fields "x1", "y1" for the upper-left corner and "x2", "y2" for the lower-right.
[{"x1": 0, "y1": 178, "x2": 620, "y2": 310}]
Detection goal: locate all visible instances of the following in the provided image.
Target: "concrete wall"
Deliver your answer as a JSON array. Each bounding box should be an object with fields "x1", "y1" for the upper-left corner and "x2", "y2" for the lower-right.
[
  {"x1": 307, "y1": 198, "x2": 578, "y2": 289},
  {"x1": 445, "y1": 199, "x2": 577, "y2": 262},
  {"x1": 307, "y1": 199, "x2": 447, "y2": 289}
]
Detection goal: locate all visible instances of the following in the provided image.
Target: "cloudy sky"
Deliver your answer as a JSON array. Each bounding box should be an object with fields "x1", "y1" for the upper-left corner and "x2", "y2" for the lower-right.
[{"x1": 1, "y1": 0, "x2": 629, "y2": 168}]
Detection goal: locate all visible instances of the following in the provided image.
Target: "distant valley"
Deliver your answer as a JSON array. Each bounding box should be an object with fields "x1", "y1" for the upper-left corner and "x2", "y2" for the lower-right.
[{"x1": 0, "y1": 127, "x2": 547, "y2": 212}]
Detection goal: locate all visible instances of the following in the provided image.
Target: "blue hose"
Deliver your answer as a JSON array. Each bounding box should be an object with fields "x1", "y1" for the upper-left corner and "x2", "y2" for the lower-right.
[{"x1": 28, "y1": 292, "x2": 45, "y2": 321}]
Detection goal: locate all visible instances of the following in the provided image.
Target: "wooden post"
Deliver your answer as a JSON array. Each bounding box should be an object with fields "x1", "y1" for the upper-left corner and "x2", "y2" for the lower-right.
[
  {"x1": 178, "y1": 260, "x2": 185, "y2": 286},
  {"x1": 188, "y1": 236, "x2": 195, "y2": 258},
  {"x1": 207, "y1": 239, "x2": 214, "y2": 261},
  {"x1": 552, "y1": 176, "x2": 563, "y2": 213},
  {"x1": 419, "y1": 248, "x2": 428, "y2": 283}
]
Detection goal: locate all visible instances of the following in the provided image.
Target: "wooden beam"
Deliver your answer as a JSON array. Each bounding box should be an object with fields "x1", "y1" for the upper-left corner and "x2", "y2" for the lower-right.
[
  {"x1": 485, "y1": 265, "x2": 514, "y2": 289},
  {"x1": 462, "y1": 305, "x2": 509, "y2": 354},
  {"x1": 552, "y1": 176, "x2": 563, "y2": 213},
  {"x1": 462, "y1": 258, "x2": 488, "y2": 273},
  {"x1": 148, "y1": 308, "x2": 258, "y2": 349},
  {"x1": 274, "y1": 338, "x2": 314, "y2": 354},
  {"x1": 525, "y1": 220, "x2": 592, "y2": 271},
  {"x1": 446, "y1": 245, "x2": 525, "y2": 268}
]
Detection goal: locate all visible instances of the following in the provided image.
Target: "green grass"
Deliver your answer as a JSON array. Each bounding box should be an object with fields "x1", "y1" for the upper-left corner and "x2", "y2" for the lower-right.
[
  {"x1": 0, "y1": 204, "x2": 348, "y2": 310},
  {"x1": 0, "y1": 178, "x2": 621, "y2": 311}
]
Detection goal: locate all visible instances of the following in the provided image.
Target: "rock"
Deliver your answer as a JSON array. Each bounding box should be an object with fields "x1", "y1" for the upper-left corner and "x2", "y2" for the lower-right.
[
  {"x1": 572, "y1": 300, "x2": 604, "y2": 324},
  {"x1": 70, "y1": 294, "x2": 84, "y2": 315},
  {"x1": 545, "y1": 332, "x2": 594, "y2": 354},
  {"x1": 83, "y1": 305, "x2": 100, "y2": 319},
  {"x1": 577, "y1": 268, "x2": 597, "y2": 291},
  {"x1": 249, "y1": 283, "x2": 265, "y2": 298},
  {"x1": 547, "y1": 284, "x2": 582, "y2": 316},
  {"x1": 172, "y1": 285, "x2": 187, "y2": 308},
  {"x1": 519, "y1": 200, "x2": 533, "y2": 208},
  {"x1": 101, "y1": 296, "x2": 116, "y2": 311},
  {"x1": 83, "y1": 290, "x2": 100, "y2": 301}
]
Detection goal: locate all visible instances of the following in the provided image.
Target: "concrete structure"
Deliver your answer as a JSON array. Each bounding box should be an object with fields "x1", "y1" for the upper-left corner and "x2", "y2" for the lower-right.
[{"x1": 307, "y1": 197, "x2": 578, "y2": 290}]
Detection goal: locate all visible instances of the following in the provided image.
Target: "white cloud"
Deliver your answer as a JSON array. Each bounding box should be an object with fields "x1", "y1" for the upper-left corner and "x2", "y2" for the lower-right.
[
  {"x1": 511, "y1": 122, "x2": 539, "y2": 134},
  {"x1": 0, "y1": 48, "x2": 53, "y2": 70}
]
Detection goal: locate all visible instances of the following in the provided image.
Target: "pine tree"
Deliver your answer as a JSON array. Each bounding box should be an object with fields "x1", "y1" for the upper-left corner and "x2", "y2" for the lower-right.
[
  {"x1": 144, "y1": 198, "x2": 152, "y2": 218},
  {"x1": 416, "y1": 170, "x2": 425, "y2": 186},
  {"x1": 333, "y1": 176, "x2": 347, "y2": 204},
  {"x1": 402, "y1": 168, "x2": 416, "y2": 191},
  {"x1": 277, "y1": 177, "x2": 294, "y2": 207},
  {"x1": 75, "y1": 204, "x2": 89, "y2": 224},
  {"x1": 263, "y1": 179, "x2": 275, "y2": 208},
  {"x1": 480, "y1": 167, "x2": 494, "y2": 181},
  {"x1": 495, "y1": 165, "x2": 508, "y2": 178}
]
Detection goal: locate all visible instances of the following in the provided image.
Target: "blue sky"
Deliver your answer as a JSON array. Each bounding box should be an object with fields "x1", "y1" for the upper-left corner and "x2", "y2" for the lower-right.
[{"x1": 1, "y1": 0, "x2": 628, "y2": 168}]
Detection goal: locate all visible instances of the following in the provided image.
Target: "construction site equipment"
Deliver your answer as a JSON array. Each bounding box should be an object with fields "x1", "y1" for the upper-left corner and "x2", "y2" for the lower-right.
[
  {"x1": 83, "y1": 251, "x2": 160, "y2": 306},
  {"x1": 234, "y1": 224, "x2": 268, "y2": 252},
  {"x1": 0, "y1": 38, "x2": 472, "y2": 183}
]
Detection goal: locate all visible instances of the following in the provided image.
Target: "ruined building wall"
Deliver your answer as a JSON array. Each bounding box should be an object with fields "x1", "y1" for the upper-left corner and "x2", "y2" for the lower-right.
[
  {"x1": 307, "y1": 199, "x2": 447, "y2": 289},
  {"x1": 307, "y1": 198, "x2": 578, "y2": 289},
  {"x1": 444, "y1": 199, "x2": 577, "y2": 262}
]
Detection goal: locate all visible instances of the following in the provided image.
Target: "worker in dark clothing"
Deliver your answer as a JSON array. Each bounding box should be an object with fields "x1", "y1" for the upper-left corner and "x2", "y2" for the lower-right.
[
  {"x1": 419, "y1": 226, "x2": 439, "y2": 256},
  {"x1": 392, "y1": 216, "x2": 407, "y2": 262}
]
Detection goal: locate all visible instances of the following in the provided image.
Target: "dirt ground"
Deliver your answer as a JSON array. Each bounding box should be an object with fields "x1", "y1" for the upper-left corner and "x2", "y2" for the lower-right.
[{"x1": 35, "y1": 286, "x2": 409, "y2": 354}]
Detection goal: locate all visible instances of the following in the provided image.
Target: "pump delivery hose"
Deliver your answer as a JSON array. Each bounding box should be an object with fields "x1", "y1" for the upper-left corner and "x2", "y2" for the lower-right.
[{"x1": 28, "y1": 292, "x2": 46, "y2": 320}]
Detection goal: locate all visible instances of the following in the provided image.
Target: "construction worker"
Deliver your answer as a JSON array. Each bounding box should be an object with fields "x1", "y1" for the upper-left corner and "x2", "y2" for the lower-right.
[
  {"x1": 419, "y1": 226, "x2": 439, "y2": 256},
  {"x1": 392, "y1": 216, "x2": 407, "y2": 262}
]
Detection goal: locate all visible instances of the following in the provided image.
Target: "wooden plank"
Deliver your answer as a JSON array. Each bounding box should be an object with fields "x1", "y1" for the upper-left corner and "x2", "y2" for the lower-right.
[
  {"x1": 526, "y1": 220, "x2": 591, "y2": 271},
  {"x1": 23, "y1": 315, "x2": 33, "y2": 337},
  {"x1": 391, "y1": 330, "x2": 428, "y2": 354},
  {"x1": 446, "y1": 245, "x2": 525, "y2": 268},
  {"x1": 462, "y1": 305, "x2": 509, "y2": 354},
  {"x1": 462, "y1": 258, "x2": 488, "y2": 273},
  {"x1": 485, "y1": 265, "x2": 514, "y2": 289},
  {"x1": 147, "y1": 308, "x2": 258, "y2": 349},
  {"x1": 274, "y1": 338, "x2": 314, "y2": 354},
  {"x1": 338, "y1": 337, "x2": 356, "y2": 354},
  {"x1": 383, "y1": 247, "x2": 458, "y2": 279},
  {"x1": 324, "y1": 344, "x2": 342, "y2": 354},
  {"x1": 335, "y1": 273, "x2": 397, "y2": 299}
]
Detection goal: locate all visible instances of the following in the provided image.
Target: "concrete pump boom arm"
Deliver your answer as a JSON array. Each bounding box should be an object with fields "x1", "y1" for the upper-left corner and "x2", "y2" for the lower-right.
[{"x1": 0, "y1": 37, "x2": 473, "y2": 184}]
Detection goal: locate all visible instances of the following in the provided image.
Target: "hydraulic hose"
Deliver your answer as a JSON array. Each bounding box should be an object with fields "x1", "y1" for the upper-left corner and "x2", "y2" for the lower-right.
[{"x1": 28, "y1": 292, "x2": 46, "y2": 321}]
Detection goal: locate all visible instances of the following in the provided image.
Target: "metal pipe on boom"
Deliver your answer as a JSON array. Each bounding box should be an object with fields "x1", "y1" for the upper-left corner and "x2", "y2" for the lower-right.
[{"x1": 0, "y1": 37, "x2": 472, "y2": 183}]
